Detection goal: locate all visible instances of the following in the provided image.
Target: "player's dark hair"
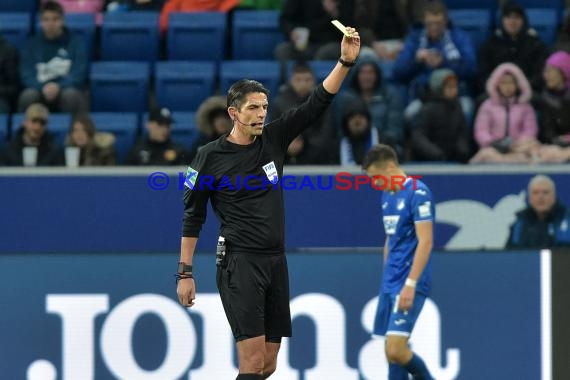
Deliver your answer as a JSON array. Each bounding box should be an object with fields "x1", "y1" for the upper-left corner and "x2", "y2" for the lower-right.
[
  {"x1": 41, "y1": 0, "x2": 64, "y2": 16},
  {"x1": 227, "y1": 79, "x2": 269, "y2": 110},
  {"x1": 362, "y1": 144, "x2": 399, "y2": 170}
]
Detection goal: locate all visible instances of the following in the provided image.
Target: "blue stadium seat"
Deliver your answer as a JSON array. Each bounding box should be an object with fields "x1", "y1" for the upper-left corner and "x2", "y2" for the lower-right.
[
  {"x1": 142, "y1": 111, "x2": 199, "y2": 149},
  {"x1": 90, "y1": 112, "x2": 138, "y2": 163},
  {"x1": 11, "y1": 113, "x2": 72, "y2": 145},
  {"x1": 444, "y1": 0, "x2": 495, "y2": 11},
  {"x1": 0, "y1": 13, "x2": 30, "y2": 49},
  {"x1": 286, "y1": 60, "x2": 337, "y2": 83},
  {"x1": 167, "y1": 12, "x2": 227, "y2": 62},
  {"x1": 0, "y1": 114, "x2": 8, "y2": 142},
  {"x1": 0, "y1": 0, "x2": 36, "y2": 13},
  {"x1": 527, "y1": 8, "x2": 559, "y2": 44},
  {"x1": 220, "y1": 60, "x2": 281, "y2": 96},
  {"x1": 90, "y1": 62, "x2": 150, "y2": 112},
  {"x1": 232, "y1": 10, "x2": 284, "y2": 60},
  {"x1": 101, "y1": 12, "x2": 160, "y2": 64},
  {"x1": 448, "y1": 9, "x2": 492, "y2": 51},
  {"x1": 65, "y1": 13, "x2": 97, "y2": 61},
  {"x1": 155, "y1": 61, "x2": 216, "y2": 112},
  {"x1": 512, "y1": 0, "x2": 563, "y2": 10}
]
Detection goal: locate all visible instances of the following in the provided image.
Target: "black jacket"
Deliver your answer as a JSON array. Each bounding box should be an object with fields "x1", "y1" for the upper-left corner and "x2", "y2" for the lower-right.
[
  {"x1": 0, "y1": 127, "x2": 64, "y2": 166},
  {"x1": 410, "y1": 97, "x2": 472, "y2": 162},
  {"x1": 126, "y1": 138, "x2": 189, "y2": 166},
  {"x1": 0, "y1": 36, "x2": 19, "y2": 110},
  {"x1": 182, "y1": 84, "x2": 335, "y2": 254},
  {"x1": 506, "y1": 202, "x2": 570, "y2": 249},
  {"x1": 478, "y1": 26, "x2": 549, "y2": 93}
]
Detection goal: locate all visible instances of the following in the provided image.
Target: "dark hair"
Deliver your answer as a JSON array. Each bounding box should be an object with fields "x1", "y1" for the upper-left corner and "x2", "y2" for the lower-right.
[
  {"x1": 362, "y1": 144, "x2": 399, "y2": 170},
  {"x1": 40, "y1": 1, "x2": 65, "y2": 16},
  {"x1": 423, "y1": 0, "x2": 448, "y2": 19},
  {"x1": 70, "y1": 114, "x2": 96, "y2": 139},
  {"x1": 227, "y1": 79, "x2": 269, "y2": 109},
  {"x1": 291, "y1": 61, "x2": 313, "y2": 76}
]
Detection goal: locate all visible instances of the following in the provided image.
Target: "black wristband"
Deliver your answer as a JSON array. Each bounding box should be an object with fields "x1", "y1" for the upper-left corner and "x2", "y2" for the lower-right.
[
  {"x1": 175, "y1": 273, "x2": 193, "y2": 284},
  {"x1": 338, "y1": 57, "x2": 356, "y2": 67}
]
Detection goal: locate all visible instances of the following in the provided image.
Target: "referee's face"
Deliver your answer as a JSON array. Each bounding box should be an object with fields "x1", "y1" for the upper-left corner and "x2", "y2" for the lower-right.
[{"x1": 233, "y1": 92, "x2": 268, "y2": 137}]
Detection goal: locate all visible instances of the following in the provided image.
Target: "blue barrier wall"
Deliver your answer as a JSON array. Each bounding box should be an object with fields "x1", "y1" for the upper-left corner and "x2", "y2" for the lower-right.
[
  {"x1": 0, "y1": 250, "x2": 546, "y2": 380},
  {"x1": 1, "y1": 167, "x2": 569, "y2": 253}
]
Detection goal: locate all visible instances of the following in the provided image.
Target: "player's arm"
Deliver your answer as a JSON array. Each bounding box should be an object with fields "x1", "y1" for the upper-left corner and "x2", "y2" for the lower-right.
[
  {"x1": 398, "y1": 221, "x2": 433, "y2": 311},
  {"x1": 408, "y1": 221, "x2": 433, "y2": 282},
  {"x1": 383, "y1": 236, "x2": 389, "y2": 264}
]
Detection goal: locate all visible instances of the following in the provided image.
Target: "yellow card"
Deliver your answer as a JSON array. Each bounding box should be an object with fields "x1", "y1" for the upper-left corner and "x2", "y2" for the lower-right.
[{"x1": 331, "y1": 20, "x2": 351, "y2": 37}]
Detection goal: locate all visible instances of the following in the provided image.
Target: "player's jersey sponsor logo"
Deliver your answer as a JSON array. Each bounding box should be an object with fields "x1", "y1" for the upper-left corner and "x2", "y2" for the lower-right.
[
  {"x1": 394, "y1": 319, "x2": 407, "y2": 326},
  {"x1": 262, "y1": 161, "x2": 278, "y2": 184},
  {"x1": 383, "y1": 215, "x2": 400, "y2": 235},
  {"x1": 184, "y1": 166, "x2": 199, "y2": 189}
]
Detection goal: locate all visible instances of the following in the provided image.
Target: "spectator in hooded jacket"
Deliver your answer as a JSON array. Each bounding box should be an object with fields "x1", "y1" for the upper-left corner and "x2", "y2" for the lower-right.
[
  {"x1": 0, "y1": 34, "x2": 19, "y2": 114},
  {"x1": 410, "y1": 68, "x2": 472, "y2": 162},
  {"x1": 470, "y1": 62, "x2": 540, "y2": 164},
  {"x1": 339, "y1": 101, "x2": 379, "y2": 166},
  {"x1": 0, "y1": 103, "x2": 64, "y2": 166},
  {"x1": 392, "y1": 1, "x2": 477, "y2": 99},
  {"x1": 189, "y1": 95, "x2": 233, "y2": 160},
  {"x1": 18, "y1": 1, "x2": 88, "y2": 115},
  {"x1": 506, "y1": 175, "x2": 570, "y2": 249},
  {"x1": 478, "y1": 2, "x2": 549, "y2": 94},
  {"x1": 536, "y1": 51, "x2": 570, "y2": 163},
  {"x1": 333, "y1": 57, "x2": 404, "y2": 157}
]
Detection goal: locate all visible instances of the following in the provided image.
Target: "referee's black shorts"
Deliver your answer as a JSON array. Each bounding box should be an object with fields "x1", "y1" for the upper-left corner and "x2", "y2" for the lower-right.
[{"x1": 216, "y1": 252, "x2": 292, "y2": 342}]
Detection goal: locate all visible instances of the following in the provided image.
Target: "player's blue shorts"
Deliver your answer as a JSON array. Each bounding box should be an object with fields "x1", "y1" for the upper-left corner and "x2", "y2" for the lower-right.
[{"x1": 373, "y1": 292, "x2": 427, "y2": 337}]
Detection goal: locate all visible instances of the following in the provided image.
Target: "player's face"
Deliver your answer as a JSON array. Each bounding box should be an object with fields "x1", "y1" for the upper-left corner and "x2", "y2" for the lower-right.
[
  {"x1": 232, "y1": 92, "x2": 268, "y2": 137},
  {"x1": 529, "y1": 181, "x2": 556, "y2": 215},
  {"x1": 366, "y1": 163, "x2": 388, "y2": 186}
]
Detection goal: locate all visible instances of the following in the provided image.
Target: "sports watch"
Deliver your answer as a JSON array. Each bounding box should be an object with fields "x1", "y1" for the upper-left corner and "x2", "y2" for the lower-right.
[{"x1": 177, "y1": 262, "x2": 193, "y2": 274}]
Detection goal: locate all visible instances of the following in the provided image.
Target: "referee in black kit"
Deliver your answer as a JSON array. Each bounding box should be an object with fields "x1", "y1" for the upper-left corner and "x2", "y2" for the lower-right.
[{"x1": 176, "y1": 26, "x2": 360, "y2": 380}]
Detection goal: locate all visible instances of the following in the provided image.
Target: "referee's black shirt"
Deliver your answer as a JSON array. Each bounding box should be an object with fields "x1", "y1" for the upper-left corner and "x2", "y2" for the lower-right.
[{"x1": 182, "y1": 84, "x2": 335, "y2": 254}]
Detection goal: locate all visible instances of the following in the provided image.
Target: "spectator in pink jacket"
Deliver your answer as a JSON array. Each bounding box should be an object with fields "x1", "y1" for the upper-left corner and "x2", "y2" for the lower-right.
[{"x1": 470, "y1": 62, "x2": 540, "y2": 163}]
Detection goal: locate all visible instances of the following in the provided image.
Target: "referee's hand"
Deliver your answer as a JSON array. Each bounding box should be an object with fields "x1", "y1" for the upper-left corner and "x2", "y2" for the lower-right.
[{"x1": 177, "y1": 278, "x2": 196, "y2": 307}]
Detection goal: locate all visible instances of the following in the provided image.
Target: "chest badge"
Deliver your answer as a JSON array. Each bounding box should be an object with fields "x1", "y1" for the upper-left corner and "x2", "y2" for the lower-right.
[{"x1": 262, "y1": 161, "x2": 278, "y2": 184}]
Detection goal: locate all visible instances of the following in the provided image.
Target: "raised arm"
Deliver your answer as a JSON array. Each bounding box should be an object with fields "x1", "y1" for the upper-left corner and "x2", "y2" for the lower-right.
[{"x1": 322, "y1": 26, "x2": 361, "y2": 94}]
